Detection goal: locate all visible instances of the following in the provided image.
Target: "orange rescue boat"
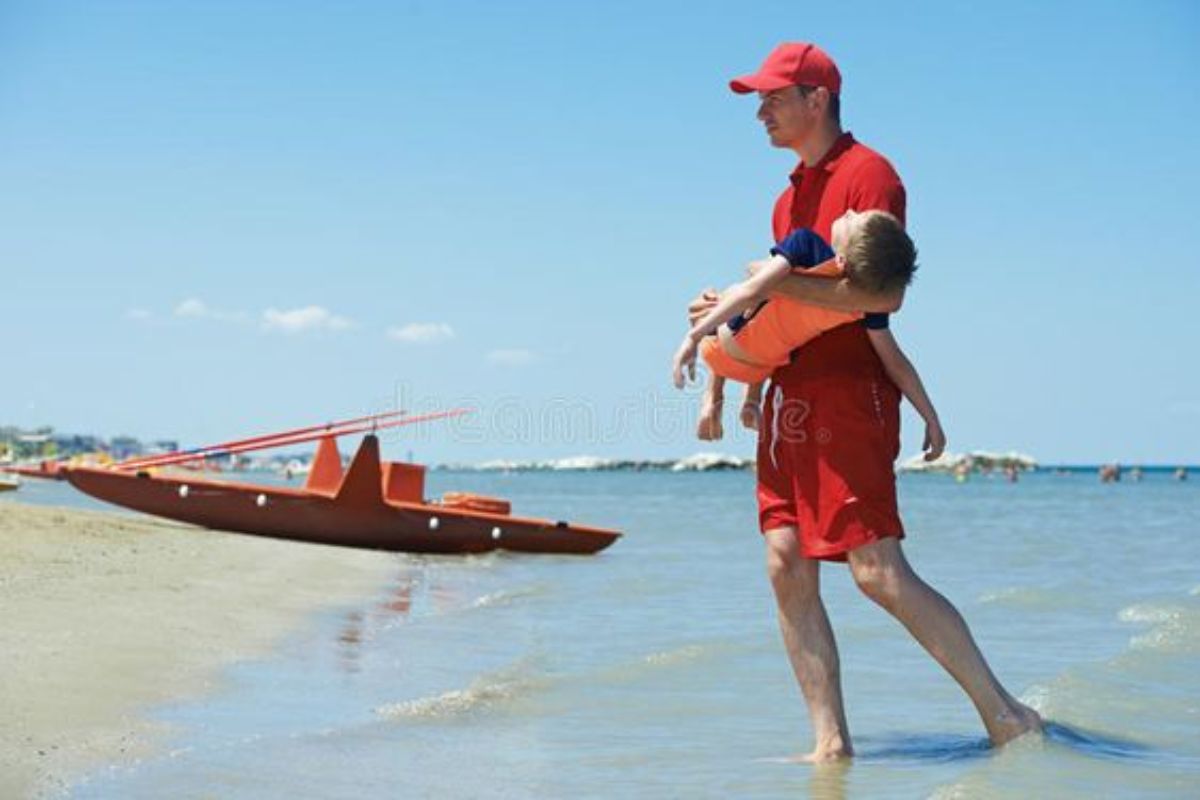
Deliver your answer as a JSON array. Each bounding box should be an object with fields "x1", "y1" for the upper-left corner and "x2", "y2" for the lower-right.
[{"x1": 62, "y1": 412, "x2": 621, "y2": 556}]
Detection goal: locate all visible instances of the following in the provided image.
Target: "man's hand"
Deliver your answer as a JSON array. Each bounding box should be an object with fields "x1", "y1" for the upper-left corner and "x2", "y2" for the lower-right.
[
  {"x1": 688, "y1": 289, "x2": 719, "y2": 327},
  {"x1": 923, "y1": 417, "x2": 947, "y2": 461},
  {"x1": 672, "y1": 335, "x2": 699, "y2": 389}
]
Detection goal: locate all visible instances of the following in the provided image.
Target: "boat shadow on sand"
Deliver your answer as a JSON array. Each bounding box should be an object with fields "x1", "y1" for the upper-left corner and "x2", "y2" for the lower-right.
[{"x1": 853, "y1": 721, "x2": 1156, "y2": 765}]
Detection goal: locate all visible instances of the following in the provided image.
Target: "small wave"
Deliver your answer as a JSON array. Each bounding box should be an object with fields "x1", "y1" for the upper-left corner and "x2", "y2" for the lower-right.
[
  {"x1": 1117, "y1": 602, "x2": 1200, "y2": 653},
  {"x1": 375, "y1": 659, "x2": 548, "y2": 720},
  {"x1": 469, "y1": 586, "x2": 546, "y2": 610},
  {"x1": 977, "y1": 585, "x2": 1065, "y2": 609},
  {"x1": 644, "y1": 644, "x2": 706, "y2": 667},
  {"x1": 1117, "y1": 603, "x2": 1180, "y2": 625},
  {"x1": 590, "y1": 641, "x2": 740, "y2": 686}
]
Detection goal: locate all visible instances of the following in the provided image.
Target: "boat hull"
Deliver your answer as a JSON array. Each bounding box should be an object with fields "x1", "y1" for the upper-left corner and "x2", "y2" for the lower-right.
[{"x1": 64, "y1": 468, "x2": 620, "y2": 555}]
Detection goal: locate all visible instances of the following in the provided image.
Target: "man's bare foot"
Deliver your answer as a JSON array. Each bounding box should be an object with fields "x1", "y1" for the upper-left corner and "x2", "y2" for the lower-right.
[
  {"x1": 697, "y1": 398, "x2": 724, "y2": 440},
  {"x1": 787, "y1": 747, "x2": 852, "y2": 764},
  {"x1": 988, "y1": 703, "x2": 1044, "y2": 747},
  {"x1": 785, "y1": 734, "x2": 852, "y2": 763}
]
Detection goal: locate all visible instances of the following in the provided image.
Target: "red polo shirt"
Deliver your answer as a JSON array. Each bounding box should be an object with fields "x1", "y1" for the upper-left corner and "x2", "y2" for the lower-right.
[
  {"x1": 770, "y1": 132, "x2": 906, "y2": 382},
  {"x1": 754, "y1": 131, "x2": 908, "y2": 559}
]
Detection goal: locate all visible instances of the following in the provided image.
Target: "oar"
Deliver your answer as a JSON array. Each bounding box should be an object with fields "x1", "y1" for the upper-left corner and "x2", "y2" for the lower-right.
[
  {"x1": 115, "y1": 408, "x2": 472, "y2": 471},
  {"x1": 116, "y1": 409, "x2": 410, "y2": 470}
]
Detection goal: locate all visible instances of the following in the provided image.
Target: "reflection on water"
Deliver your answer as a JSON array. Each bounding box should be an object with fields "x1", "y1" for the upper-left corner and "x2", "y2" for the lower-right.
[{"x1": 807, "y1": 761, "x2": 849, "y2": 800}]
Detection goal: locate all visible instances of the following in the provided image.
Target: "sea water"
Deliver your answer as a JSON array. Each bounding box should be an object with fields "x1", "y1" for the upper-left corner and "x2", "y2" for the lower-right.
[{"x1": 18, "y1": 470, "x2": 1200, "y2": 798}]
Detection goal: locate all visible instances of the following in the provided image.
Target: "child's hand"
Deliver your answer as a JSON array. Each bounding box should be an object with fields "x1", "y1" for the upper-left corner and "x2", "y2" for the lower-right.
[
  {"x1": 739, "y1": 399, "x2": 762, "y2": 431},
  {"x1": 672, "y1": 335, "x2": 699, "y2": 389},
  {"x1": 923, "y1": 417, "x2": 947, "y2": 461}
]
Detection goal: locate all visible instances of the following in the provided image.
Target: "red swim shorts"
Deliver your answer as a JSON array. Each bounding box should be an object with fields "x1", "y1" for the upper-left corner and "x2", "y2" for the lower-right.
[{"x1": 756, "y1": 373, "x2": 905, "y2": 561}]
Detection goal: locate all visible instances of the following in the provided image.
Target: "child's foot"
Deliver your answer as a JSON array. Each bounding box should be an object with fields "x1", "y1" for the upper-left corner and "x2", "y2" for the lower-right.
[
  {"x1": 739, "y1": 401, "x2": 762, "y2": 431},
  {"x1": 697, "y1": 398, "x2": 724, "y2": 441}
]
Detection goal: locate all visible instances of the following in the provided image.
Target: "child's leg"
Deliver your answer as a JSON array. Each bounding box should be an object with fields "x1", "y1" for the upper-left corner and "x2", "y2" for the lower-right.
[
  {"x1": 697, "y1": 374, "x2": 727, "y2": 441},
  {"x1": 740, "y1": 381, "x2": 764, "y2": 431}
]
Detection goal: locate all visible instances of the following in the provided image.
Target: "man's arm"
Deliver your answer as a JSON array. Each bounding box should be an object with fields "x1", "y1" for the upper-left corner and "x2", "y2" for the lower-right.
[{"x1": 753, "y1": 258, "x2": 905, "y2": 313}]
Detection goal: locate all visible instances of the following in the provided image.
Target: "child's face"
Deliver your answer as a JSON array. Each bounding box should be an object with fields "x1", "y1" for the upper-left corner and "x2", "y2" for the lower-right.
[{"x1": 831, "y1": 209, "x2": 864, "y2": 253}]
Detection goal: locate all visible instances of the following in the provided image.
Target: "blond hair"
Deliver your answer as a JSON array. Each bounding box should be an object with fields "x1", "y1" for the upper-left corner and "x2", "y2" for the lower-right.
[{"x1": 842, "y1": 210, "x2": 917, "y2": 295}]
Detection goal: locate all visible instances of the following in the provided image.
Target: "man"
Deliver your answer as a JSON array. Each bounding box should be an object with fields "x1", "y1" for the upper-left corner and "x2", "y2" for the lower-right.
[{"x1": 690, "y1": 42, "x2": 1041, "y2": 761}]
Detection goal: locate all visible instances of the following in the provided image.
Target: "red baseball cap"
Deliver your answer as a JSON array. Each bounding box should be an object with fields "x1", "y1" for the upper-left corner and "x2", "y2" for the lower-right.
[{"x1": 730, "y1": 42, "x2": 842, "y2": 95}]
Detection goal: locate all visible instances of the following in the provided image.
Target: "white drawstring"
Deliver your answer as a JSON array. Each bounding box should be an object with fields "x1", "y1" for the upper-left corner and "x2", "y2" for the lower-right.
[{"x1": 769, "y1": 384, "x2": 784, "y2": 471}]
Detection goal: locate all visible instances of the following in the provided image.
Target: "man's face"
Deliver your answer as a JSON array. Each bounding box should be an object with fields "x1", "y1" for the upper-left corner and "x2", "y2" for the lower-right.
[{"x1": 756, "y1": 86, "x2": 820, "y2": 149}]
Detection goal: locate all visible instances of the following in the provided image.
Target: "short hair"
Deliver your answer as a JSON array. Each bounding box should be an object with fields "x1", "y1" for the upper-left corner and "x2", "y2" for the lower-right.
[
  {"x1": 796, "y1": 84, "x2": 841, "y2": 126},
  {"x1": 842, "y1": 211, "x2": 917, "y2": 295}
]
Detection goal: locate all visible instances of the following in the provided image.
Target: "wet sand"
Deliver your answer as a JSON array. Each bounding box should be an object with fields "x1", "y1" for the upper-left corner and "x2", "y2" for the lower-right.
[{"x1": 0, "y1": 502, "x2": 395, "y2": 798}]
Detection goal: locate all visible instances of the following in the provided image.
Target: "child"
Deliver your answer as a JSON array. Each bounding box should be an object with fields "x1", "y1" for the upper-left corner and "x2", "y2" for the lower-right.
[{"x1": 673, "y1": 209, "x2": 946, "y2": 460}]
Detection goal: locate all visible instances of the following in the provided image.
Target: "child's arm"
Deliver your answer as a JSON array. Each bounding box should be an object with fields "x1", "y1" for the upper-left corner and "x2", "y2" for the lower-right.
[
  {"x1": 866, "y1": 328, "x2": 946, "y2": 461},
  {"x1": 672, "y1": 256, "x2": 792, "y2": 388}
]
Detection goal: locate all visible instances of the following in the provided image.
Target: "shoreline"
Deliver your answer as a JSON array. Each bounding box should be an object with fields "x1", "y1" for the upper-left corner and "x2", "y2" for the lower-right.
[{"x1": 0, "y1": 502, "x2": 396, "y2": 798}]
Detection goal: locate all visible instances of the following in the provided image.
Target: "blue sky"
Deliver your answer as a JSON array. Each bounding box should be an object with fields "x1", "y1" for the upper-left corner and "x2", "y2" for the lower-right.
[{"x1": 2, "y1": 0, "x2": 1198, "y2": 464}]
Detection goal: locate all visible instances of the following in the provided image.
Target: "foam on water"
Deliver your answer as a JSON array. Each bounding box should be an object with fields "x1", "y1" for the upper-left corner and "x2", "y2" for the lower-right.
[
  {"x1": 1117, "y1": 601, "x2": 1200, "y2": 653},
  {"x1": 643, "y1": 643, "x2": 706, "y2": 666},
  {"x1": 375, "y1": 656, "x2": 550, "y2": 720},
  {"x1": 468, "y1": 585, "x2": 549, "y2": 610},
  {"x1": 978, "y1": 585, "x2": 1061, "y2": 609}
]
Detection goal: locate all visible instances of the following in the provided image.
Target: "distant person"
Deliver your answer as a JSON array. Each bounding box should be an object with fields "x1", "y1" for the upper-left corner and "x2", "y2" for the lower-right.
[
  {"x1": 685, "y1": 41, "x2": 1041, "y2": 760},
  {"x1": 1175, "y1": 467, "x2": 1188, "y2": 482},
  {"x1": 672, "y1": 213, "x2": 945, "y2": 465},
  {"x1": 1130, "y1": 466, "x2": 1143, "y2": 482}
]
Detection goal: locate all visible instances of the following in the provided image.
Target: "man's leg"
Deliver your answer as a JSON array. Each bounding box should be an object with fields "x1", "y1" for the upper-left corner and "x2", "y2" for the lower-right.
[
  {"x1": 764, "y1": 527, "x2": 853, "y2": 760},
  {"x1": 846, "y1": 538, "x2": 1042, "y2": 745}
]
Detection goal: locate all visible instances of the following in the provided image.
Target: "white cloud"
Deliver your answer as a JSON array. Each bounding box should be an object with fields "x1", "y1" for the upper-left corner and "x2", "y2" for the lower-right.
[
  {"x1": 171, "y1": 298, "x2": 249, "y2": 325},
  {"x1": 486, "y1": 348, "x2": 536, "y2": 367},
  {"x1": 174, "y1": 298, "x2": 210, "y2": 318},
  {"x1": 387, "y1": 322, "x2": 455, "y2": 344},
  {"x1": 262, "y1": 305, "x2": 354, "y2": 334}
]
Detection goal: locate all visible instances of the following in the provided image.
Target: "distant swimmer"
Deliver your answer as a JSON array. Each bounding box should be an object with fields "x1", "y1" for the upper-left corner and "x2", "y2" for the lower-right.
[
  {"x1": 1099, "y1": 464, "x2": 1121, "y2": 483},
  {"x1": 954, "y1": 461, "x2": 971, "y2": 483},
  {"x1": 1005, "y1": 465, "x2": 1019, "y2": 483},
  {"x1": 1176, "y1": 467, "x2": 1189, "y2": 482},
  {"x1": 1129, "y1": 466, "x2": 1143, "y2": 482}
]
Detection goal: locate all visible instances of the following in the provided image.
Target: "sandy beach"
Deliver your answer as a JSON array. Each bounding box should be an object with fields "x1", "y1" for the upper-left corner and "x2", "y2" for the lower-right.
[{"x1": 0, "y1": 502, "x2": 395, "y2": 798}]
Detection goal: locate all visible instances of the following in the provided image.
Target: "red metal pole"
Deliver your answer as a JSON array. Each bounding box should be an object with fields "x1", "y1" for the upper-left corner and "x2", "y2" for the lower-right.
[
  {"x1": 114, "y1": 408, "x2": 472, "y2": 471},
  {"x1": 116, "y1": 409, "x2": 410, "y2": 470}
]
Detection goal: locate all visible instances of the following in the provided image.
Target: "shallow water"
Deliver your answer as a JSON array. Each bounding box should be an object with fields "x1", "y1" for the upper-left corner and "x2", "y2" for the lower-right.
[{"x1": 16, "y1": 470, "x2": 1200, "y2": 798}]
